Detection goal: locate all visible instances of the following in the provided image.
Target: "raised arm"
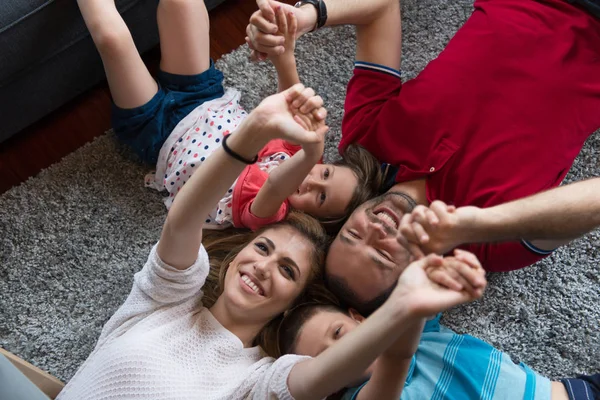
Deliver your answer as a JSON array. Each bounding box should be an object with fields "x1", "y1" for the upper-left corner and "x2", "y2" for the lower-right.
[
  {"x1": 251, "y1": 89, "x2": 326, "y2": 219},
  {"x1": 248, "y1": 0, "x2": 402, "y2": 71},
  {"x1": 157, "y1": 84, "x2": 326, "y2": 270},
  {"x1": 399, "y1": 177, "x2": 600, "y2": 258},
  {"x1": 353, "y1": 250, "x2": 486, "y2": 400},
  {"x1": 287, "y1": 253, "x2": 486, "y2": 400},
  {"x1": 265, "y1": 6, "x2": 301, "y2": 92}
]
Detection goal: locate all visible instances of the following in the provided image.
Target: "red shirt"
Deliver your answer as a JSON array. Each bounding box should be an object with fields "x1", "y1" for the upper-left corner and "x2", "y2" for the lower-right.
[
  {"x1": 232, "y1": 139, "x2": 301, "y2": 231},
  {"x1": 340, "y1": 0, "x2": 600, "y2": 272}
]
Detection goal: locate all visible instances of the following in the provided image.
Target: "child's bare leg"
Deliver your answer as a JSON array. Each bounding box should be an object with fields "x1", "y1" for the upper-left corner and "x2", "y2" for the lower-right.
[
  {"x1": 157, "y1": 0, "x2": 211, "y2": 75},
  {"x1": 78, "y1": 0, "x2": 158, "y2": 109}
]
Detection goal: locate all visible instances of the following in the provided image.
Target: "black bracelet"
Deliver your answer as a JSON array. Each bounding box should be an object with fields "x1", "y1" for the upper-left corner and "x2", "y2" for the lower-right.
[
  {"x1": 294, "y1": 0, "x2": 328, "y2": 32},
  {"x1": 222, "y1": 134, "x2": 258, "y2": 164}
]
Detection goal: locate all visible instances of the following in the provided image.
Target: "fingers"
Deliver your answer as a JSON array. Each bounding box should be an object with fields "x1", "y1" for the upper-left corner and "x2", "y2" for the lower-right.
[
  {"x1": 275, "y1": 4, "x2": 287, "y2": 34},
  {"x1": 255, "y1": 0, "x2": 277, "y2": 29},
  {"x1": 426, "y1": 267, "x2": 464, "y2": 291},
  {"x1": 398, "y1": 214, "x2": 427, "y2": 259},
  {"x1": 441, "y1": 258, "x2": 477, "y2": 296},
  {"x1": 286, "y1": 84, "x2": 327, "y2": 131},
  {"x1": 249, "y1": 11, "x2": 278, "y2": 35},
  {"x1": 400, "y1": 210, "x2": 429, "y2": 244},
  {"x1": 246, "y1": 19, "x2": 284, "y2": 56},
  {"x1": 429, "y1": 200, "x2": 452, "y2": 220},
  {"x1": 291, "y1": 87, "x2": 316, "y2": 108},
  {"x1": 412, "y1": 205, "x2": 439, "y2": 227},
  {"x1": 414, "y1": 253, "x2": 444, "y2": 269},
  {"x1": 429, "y1": 253, "x2": 486, "y2": 300},
  {"x1": 247, "y1": 25, "x2": 284, "y2": 49},
  {"x1": 453, "y1": 249, "x2": 486, "y2": 288},
  {"x1": 312, "y1": 106, "x2": 327, "y2": 121},
  {"x1": 248, "y1": 47, "x2": 268, "y2": 62},
  {"x1": 293, "y1": 114, "x2": 311, "y2": 131},
  {"x1": 410, "y1": 221, "x2": 429, "y2": 244},
  {"x1": 283, "y1": 83, "x2": 306, "y2": 102},
  {"x1": 299, "y1": 95, "x2": 323, "y2": 114},
  {"x1": 288, "y1": 10, "x2": 298, "y2": 38}
]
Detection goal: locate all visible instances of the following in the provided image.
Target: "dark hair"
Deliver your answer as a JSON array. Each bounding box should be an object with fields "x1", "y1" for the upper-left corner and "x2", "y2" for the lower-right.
[
  {"x1": 278, "y1": 300, "x2": 346, "y2": 356},
  {"x1": 326, "y1": 274, "x2": 395, "y2": 317},
  {"x1": 319, "y1": 144, "x2": 383, "y2": 234},
  {"x1": 201, "y1": 211, "x2": 330, "y2": 356}
]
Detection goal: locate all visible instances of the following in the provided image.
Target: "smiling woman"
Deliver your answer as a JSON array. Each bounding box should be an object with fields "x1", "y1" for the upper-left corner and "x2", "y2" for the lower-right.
[{"x1": 201, "y1": 211, "x2": 328, "y2": 356}]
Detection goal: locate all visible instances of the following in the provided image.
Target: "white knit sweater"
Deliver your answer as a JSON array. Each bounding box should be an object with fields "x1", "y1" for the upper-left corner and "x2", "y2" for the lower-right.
[{"x1": 57, "y1": 244, "x2": 307, "y2": 400}]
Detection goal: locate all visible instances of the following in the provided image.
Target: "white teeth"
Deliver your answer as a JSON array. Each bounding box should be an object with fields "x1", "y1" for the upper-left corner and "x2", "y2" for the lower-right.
[
  {"x1": 376, "y1": 211, "x2": 398, "y2": 229},
  {"x1": 241, "y1": 274, "x2": 261, "y2": 294}
]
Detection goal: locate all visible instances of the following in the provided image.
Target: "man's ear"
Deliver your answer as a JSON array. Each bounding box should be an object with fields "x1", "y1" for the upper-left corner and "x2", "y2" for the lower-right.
[{"x1": 348, "y1": 308, "x2": 365, "y2": 323}]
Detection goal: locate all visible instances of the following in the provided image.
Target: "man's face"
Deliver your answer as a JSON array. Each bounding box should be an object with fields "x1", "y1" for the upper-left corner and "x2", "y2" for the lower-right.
[{"x1": 325, "y1": 192, "x2": 415, "y2": 306}]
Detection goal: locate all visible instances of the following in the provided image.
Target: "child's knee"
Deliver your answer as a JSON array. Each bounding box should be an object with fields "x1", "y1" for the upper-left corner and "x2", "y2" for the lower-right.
[{"x1": 91, "y1": 22, "x2": 134, "y2": 57}]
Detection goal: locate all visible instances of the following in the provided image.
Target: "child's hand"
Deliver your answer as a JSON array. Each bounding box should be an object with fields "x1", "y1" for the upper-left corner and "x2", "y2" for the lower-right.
[
  {"x1": 253, "y1": 83, "x2": 328, "y2": 146},
  {"x1": 247, "y1": 0, "x2": 310, "y2": 62},
  {"x1": 266, "y1": 5, "x2": 297, "y2": 63},
  {"x1": 425, "y1": 249, "x2": 487, "y2": 299},
  {"x1": 288, "y1": 86, "x2": 327, "y2": 159},
  {"x1": 390, "y1": 251, "x2": 486, "y2": 317}
]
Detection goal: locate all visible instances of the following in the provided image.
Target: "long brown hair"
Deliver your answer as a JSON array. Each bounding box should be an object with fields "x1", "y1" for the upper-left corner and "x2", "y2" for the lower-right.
[{"x1": 201, "y1": 211, "x2": 330, "y2": 356}]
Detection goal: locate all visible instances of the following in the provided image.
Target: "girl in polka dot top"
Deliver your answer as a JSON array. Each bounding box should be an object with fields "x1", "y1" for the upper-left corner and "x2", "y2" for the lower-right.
[
  {"x1": 87, "y1": 0, "x2": 380, "y2": 232},
  {"x1": 144, "y1": 9, "x2": 382, "y2": 231}
]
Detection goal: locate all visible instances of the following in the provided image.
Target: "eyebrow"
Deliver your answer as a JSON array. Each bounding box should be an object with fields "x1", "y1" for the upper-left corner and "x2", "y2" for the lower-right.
[
  {"x1": 260, "y1": 236, "x2": 301, "y2": 278},
  {"x1": 329, "y1": 165, "x2": 336, "y2": 180}
]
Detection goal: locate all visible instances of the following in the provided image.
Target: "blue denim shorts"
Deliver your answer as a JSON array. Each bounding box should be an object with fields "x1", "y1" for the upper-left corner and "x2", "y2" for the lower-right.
[{"x1": 111, "y1": 61, "x2": 224, "y2": 165}]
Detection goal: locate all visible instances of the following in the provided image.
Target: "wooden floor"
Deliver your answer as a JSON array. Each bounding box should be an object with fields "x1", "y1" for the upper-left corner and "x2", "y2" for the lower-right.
[{"x1": 0, "y1": 0, "x2": 292, "y2": 195}]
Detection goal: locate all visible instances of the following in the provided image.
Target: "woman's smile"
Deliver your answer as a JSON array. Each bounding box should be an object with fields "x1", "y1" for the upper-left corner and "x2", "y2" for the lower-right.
[{"x1": 239, "y1": 272, "x2": 265, "y2": 296}]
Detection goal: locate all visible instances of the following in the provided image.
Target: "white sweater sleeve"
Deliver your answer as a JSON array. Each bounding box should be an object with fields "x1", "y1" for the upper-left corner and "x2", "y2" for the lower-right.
[
  {"x1": 96, "y1": 243, "x2": 209, "y2": 345},
  {"x1": 248, "y1": 354, "x2": 320, "y2": 400}
]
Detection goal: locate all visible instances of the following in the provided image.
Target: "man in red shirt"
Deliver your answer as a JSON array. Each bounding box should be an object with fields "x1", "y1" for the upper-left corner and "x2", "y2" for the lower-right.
[{"x1": 248, "y1": 0, "x2": 600, "y2": 313}]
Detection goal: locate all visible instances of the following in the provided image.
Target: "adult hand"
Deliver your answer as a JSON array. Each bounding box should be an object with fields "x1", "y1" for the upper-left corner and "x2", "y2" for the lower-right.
[
  {"x1": 389, "y1": 253, "x2": 486, "y2": 318},
  {"x1": 398, "y1": 201, "x2": 479, "y2": 259},
  {"x1": 425, "y1": 249, "x2": 486, "y2": 299},
  {"x1": 267, "y1": 5, "x2": 298, "y2": 62},
  {"x1": 253, "y1": 83, "x2": 328, "y2": 146},
  {"x1": 246, "y1": 0, "x2": 316, "y2": 61}
]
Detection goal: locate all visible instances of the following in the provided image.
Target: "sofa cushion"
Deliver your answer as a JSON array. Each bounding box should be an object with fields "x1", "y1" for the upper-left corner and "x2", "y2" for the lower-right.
[
  {"x1": 0, "y1": 0, "x2": 226, "y2": 87},
  {"x1": 0, "y1": 0, "x2": 147, "y2": 87}
]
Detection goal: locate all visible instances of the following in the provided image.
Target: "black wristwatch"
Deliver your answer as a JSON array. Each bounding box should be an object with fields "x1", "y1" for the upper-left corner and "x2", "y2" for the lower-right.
[{"x1": 294, "y1": 0, "x2": 328, "y2": 32}]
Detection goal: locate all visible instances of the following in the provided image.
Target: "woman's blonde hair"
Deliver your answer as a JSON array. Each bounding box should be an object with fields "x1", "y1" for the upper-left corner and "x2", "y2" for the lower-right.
[{"x1": 201, "y1": 211, "x2": 330, "y2": 357}]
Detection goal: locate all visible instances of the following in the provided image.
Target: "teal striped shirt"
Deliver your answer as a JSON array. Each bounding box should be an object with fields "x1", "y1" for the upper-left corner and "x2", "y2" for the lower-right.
[{"x1": 343, "y1": 315, "x2": 551, "y2": 400}]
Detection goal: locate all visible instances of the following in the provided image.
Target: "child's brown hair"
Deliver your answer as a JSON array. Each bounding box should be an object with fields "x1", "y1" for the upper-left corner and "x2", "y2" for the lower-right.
[
  {"x1": 320, "y1": 144, "x2": 383, "y2": 233},
  {"x1": 277, "y1": 301, "x2": 347, "y2": 356}
]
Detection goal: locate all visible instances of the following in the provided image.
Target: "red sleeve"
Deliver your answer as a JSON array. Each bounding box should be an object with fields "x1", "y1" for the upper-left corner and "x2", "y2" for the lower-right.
[
  {"x1": 460, "y1": 241, "x2": 549, "y2": 273},
  {"x1": 259, "y1": 139, "x2": 301, "y2": 158},
  {"x1": 231, "y1": 164, "x2": 289, "y2": 231},
  {"x1": 340, "y1": 67, "x2": 403, "y2": 153}
]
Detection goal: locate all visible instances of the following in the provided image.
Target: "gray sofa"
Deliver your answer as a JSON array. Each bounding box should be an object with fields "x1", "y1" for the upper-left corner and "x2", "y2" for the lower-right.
[{"x1": 0, "y1": 0, "x2": 226, "y2": 144}]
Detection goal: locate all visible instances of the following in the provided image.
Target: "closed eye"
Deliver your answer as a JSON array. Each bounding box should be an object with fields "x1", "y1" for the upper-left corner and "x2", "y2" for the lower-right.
[
  {"x1": 377, "y1": 249, "x2": 392, "y2": 262},
  {"x1": 348, "y1": 230, "x2": 360, "y2": 239},
  {"x1": 334, "y1": 326, "x2": 341, "y2": 338}
]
